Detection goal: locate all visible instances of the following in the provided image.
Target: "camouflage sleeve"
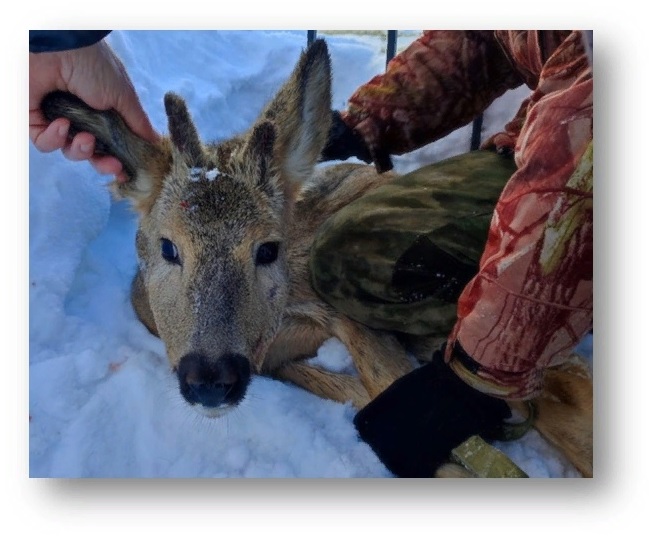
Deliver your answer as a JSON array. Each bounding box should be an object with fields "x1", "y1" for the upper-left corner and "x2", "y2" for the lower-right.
[
  {"x1": 444, "y1": 31, "x2": 593, "y2": 400},
  {"x1": 341, "y1": 31, "x2": 524, "y2": 160}
]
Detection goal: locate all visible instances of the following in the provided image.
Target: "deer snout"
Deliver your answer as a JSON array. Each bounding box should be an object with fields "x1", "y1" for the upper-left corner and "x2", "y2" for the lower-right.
[{"x1": 177, "y1": 352, "x2": 251, "y2": 410}]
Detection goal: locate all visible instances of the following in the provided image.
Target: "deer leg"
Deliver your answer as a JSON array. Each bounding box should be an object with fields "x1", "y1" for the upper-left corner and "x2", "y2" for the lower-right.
[
  {"x1": 509, "y1": 354, "x2": 593, "y2": 477},
  {"x1": 261, "y1": 319, "x2": 331, "y2": 372},
  {"x1": 261, "y1": 318, "x2": 370, "y2": 408},
  {"x1": 263, "y1": 316, "x2": 412, "y2": 408},
  {"x1": 265, "y1": 320, "x2": 370, "y2": 409},
  {"x1": 273, "y1": 361, "x2": 371, "y2": 409},
  {"x1": 332, "y1": 316, "x2": 415, "y2": 400}
]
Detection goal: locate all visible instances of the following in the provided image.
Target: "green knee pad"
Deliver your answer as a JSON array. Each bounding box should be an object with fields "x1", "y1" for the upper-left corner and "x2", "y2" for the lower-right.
[{"x1": 309, "y1": 150, "x2": 516, "y2": 337}]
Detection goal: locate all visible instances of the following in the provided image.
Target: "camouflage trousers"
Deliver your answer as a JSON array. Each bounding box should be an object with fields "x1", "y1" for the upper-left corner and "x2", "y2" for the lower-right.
[{"x1": 309, "y1": 150, "x2": 516, "y2": 339}]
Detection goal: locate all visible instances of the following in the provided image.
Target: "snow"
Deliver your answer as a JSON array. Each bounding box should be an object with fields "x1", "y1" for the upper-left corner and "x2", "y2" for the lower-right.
[{"x1": 28, "y1": 29, "x2": 593, "y2": 479}]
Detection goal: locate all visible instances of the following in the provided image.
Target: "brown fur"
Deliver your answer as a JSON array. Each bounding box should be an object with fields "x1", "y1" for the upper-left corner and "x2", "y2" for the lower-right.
[
  {"x1": 509, "y1": 355, "x2": 593, "y2": 477},
  {"x1": 40, "y1": 39, "x2": 592, "y2": 477}
]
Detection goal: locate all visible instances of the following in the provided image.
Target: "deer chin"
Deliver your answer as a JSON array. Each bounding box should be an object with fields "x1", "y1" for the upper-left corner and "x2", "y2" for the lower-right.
[{"x1": 192, "y1": 404, "x2": 237, "y2": 419}]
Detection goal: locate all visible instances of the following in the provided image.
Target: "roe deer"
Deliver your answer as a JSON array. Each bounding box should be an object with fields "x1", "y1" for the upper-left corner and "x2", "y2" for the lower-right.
[
  {"x1": 41, "y1": 39, "x2": 414, "y2": 418},
  {"x1": 40, "y1": 38, "x2": 592, "y2": 477}
]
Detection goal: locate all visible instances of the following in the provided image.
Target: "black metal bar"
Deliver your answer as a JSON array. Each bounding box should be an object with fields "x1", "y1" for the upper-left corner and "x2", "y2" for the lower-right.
[
  {"x1": 386, "y1": 30, "x2": 398, "y2": 68},
  {"x1": 307, "y1": 30, "x2": 317, "y2": 46},
  {"x1": 471, "y1": 114, "x2": 483, "y2": 151}
]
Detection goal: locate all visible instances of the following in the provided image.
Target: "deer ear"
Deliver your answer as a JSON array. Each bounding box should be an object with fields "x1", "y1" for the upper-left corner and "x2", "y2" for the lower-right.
[
  {"x1": 245, "y1": 121, "x2": 276, "y2": 187},
  {"x1": 40, "y1": 90, "x2": 170, "y2": 214},
  {"x1": 164, "y1": 92, "x2": 207, "y2": 168},
  {"x1": 242, "y1": 120, "x2": 292, "y2": 208},
  {"x1": 260, "y1": 39, "x2": 332, "y2": 188}
]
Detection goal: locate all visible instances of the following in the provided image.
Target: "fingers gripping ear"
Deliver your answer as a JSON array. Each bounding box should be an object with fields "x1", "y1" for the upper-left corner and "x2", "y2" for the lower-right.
[
  {"x1": 40, "y1": 90, "x2": 170, "y2": 213},
  {"x1": 40, "y1": 90, "x2": 156, "y2": 182}
]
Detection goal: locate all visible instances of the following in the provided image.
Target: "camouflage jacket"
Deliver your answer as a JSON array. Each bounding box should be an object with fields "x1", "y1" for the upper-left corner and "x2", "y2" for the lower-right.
[{"x1": 343, "y1": 30, "x2": 593, "y2": 399}]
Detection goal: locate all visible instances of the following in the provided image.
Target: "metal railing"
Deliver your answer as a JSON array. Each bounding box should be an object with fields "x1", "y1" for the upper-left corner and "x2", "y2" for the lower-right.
[{"x1": 307, "y1": 30, "x2": 483, "y2": 152}]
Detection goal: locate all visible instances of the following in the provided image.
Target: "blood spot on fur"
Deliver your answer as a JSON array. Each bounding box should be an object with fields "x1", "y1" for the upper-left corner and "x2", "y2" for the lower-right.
[{"x1": 108, "y1": 359, "x2": 127, "y2": 373}]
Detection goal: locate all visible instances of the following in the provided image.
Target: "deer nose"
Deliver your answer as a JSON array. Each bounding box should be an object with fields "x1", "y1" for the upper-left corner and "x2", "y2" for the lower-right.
[{"x1": 177, "y1": 352, "x2": 251, "y2": 408}]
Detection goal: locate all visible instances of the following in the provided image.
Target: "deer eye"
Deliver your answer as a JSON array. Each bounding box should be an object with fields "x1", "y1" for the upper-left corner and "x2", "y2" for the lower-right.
[
  {"x1": 255, "y1": 242, "x2": 279, "y2": 266},
  {"x1": 161, "y1": 238, "x2": 180, "y2": 264}
]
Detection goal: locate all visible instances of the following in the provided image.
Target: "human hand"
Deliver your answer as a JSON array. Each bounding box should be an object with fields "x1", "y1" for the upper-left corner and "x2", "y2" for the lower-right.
[
  {"x1": 320, "y1": 110, "x2": 393, "y2": 173},
  {"x1": 29, "y1": 39, "x2": 159, "y2": 182},
  {"x1": 353, "y1": 347, "x2": 512, "y2": 477}
]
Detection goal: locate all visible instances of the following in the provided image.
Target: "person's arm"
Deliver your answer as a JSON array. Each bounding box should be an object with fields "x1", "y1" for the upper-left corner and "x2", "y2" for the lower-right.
[
  {"x1": 323, "y1": 31, "x2": 524, "y2": 172},
  {"x1": 352, "y1": 31, "x2": 593, "y2": 477},
  {"x1": 445, "y1": 31, "x2": 593, "y2": 400},
  {"x1": 29, "y1": 31, "x2": 159, "y2": 181}
]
